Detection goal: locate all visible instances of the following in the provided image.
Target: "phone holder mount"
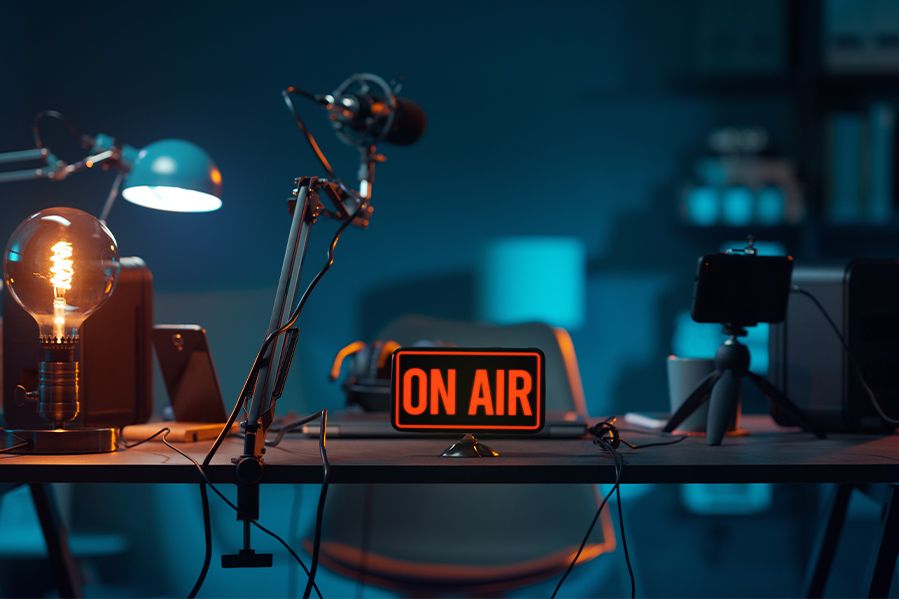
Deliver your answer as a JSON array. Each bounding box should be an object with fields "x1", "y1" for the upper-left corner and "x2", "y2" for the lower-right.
[{"x1": 727, "y1": 236, "x2": 759, "y2": 256}]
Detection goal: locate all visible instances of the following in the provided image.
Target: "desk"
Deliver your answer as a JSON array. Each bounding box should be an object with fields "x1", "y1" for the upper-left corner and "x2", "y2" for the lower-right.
[
  {"x1": 2, "y1": 415, "x2": 898, "y2": 597},
  {"x1": 0, "y1": 416, "x2": 897, "y2": 485}
]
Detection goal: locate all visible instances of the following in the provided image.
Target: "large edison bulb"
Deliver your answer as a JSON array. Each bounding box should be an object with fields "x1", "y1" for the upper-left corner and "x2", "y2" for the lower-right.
[{"x1": 4, "y1": 207, "x2": 119, "y2": 342}]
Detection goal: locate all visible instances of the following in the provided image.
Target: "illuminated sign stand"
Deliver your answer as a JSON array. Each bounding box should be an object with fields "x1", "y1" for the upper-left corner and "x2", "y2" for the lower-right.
[{"x1": 391, "y1": 348, "x2": 546, "y2": 458}]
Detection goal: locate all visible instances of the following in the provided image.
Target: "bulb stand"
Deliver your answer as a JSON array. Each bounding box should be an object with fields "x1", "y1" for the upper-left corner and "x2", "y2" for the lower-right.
[
  {"x1": 5, "y1": 428, "x2": 117, "y2": 454},
  {"x1": 4, "y1": 337, "x2": 116, "y2": 454}
]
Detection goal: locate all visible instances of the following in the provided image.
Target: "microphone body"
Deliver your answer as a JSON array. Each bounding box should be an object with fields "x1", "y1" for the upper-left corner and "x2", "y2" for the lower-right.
[{"x1": 322, "y1": 74, "x2": 426, "y2": 147}]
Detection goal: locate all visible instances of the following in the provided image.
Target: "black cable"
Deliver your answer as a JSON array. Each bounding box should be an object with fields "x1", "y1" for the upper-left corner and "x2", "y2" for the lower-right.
[
  {"x1": 116, "y1": 427, "x2": 212, "y2": 599},
  {"x1": 283, "y1": 88, "x2": 336, "y2": 179},
  {"x1": 188, "y1": 483, "x2": 212, "y2": 599},
  {"x1": 203, "y1": 205, "x2": 360, "y2": 470},
  {"x1": 615, "y1": 429, "x2": 688, "y2": 450},
  {"x1": 265, "y1": 406, "x2": 328, "y2": 447},
  {"x1": 157, "y1": 431, "x2": 324, "y2": 599},
  {"x1": 303, "y1": 409, "x2": 330, "y2": 599},
  {"x1": 119, "y1": 426, "x2": 171, "y2": 449},
  {"x1": 32, "y1": 110, "x2": 82, "y2": 150},
  {"x1": 187, "y1": 205, "x2": 355, "y2": 598},
  {"x1": 118, "y1": 426, "x2": 322, "y2": 598},
  {"x1": 612, "y1": 449, "x2": 635, "y2": 599},
  {"x1": 550, "y1": 449, "x2": 621, "y2": 599},
  {"x1": 553, "y1": 420, "x2": 671, "y2": 598},
  {"x1": 188, "y1": 87, "x2": 360, "y2": 597},
  {"x1": 792, "y1": 286, "x2": 899, "y2": 424}
]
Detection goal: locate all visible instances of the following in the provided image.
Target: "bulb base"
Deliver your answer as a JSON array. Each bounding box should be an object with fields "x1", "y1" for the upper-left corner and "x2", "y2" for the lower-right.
[
  {"x1": 38, "y1": 360, "x2": 80, "y2": 428},
  {"x1": 39, "y1": 336, "x2": 78, "y2": 362},
  {"x1": 5, "y1": 427, "x2": 117, "y2": 454}
]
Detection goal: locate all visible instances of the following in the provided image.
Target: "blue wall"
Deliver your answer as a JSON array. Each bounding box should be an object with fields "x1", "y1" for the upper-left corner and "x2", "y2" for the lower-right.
[{"x1": 1, "y1": 1, "x2": 869, "y2": 597}]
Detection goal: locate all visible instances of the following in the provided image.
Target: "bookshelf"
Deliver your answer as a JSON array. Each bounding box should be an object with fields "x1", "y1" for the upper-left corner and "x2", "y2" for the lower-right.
[{"x1": 678, "y1": 0, "x2": 899, "y2": 260}]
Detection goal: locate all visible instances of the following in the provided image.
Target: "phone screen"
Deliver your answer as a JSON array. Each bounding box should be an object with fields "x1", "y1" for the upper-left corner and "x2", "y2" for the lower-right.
[
  {"x1": 153, "y1": 325, "x2": 227, "y2": 422},
  {"x1": 691, "y1": 254, "x2": 793, "y2": 326}
]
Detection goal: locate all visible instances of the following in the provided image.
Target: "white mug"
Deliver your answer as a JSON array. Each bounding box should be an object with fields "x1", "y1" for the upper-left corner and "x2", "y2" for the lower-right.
[{"x1": 666, "y1": 356, "x2": 716, "y2": 433}]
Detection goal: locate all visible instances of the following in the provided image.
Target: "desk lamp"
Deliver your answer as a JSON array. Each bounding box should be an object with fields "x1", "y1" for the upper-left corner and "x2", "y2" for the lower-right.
[
  {"x1": 3, "y1": 207, "x2": 120, "y2": 453},
  {"x1": 0, "y1": 112, "x2": 223, "y2": 222}
]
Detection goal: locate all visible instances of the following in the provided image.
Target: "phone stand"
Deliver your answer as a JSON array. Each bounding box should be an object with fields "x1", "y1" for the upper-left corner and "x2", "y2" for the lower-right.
[{"x1": 663, "y1": 325, "x2": 826, "y2": 445}]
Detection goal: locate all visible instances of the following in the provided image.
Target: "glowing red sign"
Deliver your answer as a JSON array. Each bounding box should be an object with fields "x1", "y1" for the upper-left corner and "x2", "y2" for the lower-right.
[{"x1": 391, "y1": 348, "x2": 545, "y2": 433}]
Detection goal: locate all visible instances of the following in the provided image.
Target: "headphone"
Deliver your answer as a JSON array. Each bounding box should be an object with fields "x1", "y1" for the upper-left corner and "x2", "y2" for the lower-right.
[{"x1": 590, "y1": 418, "x2": 620, "y2": 450}]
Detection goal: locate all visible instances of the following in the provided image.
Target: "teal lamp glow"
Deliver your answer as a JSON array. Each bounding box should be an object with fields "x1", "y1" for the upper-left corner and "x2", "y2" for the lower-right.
[
  {"x1": 121, "y1": 139, "x2": 223, "y2": 214},
  {"x1": 0, "y1": 112, "x2": 223, "y2": 223}
]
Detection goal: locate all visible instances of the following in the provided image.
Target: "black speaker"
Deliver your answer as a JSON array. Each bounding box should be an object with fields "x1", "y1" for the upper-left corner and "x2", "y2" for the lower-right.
[
  {"x1": 3, "y1": 257, "x2": 153, "y2": 428},
  {"x1": 769, "y1": 259, "x2": 899, "y2": 432}
]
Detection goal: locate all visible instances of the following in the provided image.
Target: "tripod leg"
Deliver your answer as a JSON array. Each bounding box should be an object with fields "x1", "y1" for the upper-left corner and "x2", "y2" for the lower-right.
[
  {"x1": 663, "y1": 371, "x2": 718, "y2": 433},
  {"x1": 747, "y1": 372, "x2": 826, "y2": 438},
  {"x1": 708, "y1": 370, "x2": 739, "y2": 446}
]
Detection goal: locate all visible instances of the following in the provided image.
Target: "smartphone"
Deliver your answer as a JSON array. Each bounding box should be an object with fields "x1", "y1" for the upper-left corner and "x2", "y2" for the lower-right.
[
  {"x1": 691, "y1": 253, "x2": 794, "y2": 326},
  {"x1": 153, "y1": 325, "x2": 227, "y2": 423}
]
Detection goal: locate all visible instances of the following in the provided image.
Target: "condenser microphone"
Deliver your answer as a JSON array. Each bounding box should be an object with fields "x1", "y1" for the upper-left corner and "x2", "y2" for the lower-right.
[{"x1": 320, "y1": 73, "x2": 426, "y2": 147}]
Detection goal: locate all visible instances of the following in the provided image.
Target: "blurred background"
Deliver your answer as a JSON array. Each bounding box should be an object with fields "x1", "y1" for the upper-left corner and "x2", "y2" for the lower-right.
[{"x1": 0, "y1": 0, "x2": 896, "y2": 596}]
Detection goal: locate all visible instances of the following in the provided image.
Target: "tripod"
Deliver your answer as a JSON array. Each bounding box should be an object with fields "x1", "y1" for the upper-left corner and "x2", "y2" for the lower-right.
[{"x1": 663, "y1": 325, "x2": 825, "y2": 445}]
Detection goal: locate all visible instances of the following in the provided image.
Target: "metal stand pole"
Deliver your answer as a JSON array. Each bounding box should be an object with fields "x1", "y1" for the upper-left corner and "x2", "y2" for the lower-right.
[
  {"x1": 243, "y1": 182, "x2": 313, "y2": 457},
  {"x1": 225, "y1": 181, "x2": 314, "y2": 569}
]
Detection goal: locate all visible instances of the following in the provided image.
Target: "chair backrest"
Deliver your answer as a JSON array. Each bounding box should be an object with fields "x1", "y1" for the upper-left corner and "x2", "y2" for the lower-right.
[{"x1": 313, "y1": 316, "x2": 613, "y2": 593}]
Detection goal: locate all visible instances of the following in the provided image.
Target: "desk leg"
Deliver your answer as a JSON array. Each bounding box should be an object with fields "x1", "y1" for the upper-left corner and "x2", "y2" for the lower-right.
[
  {"x1": 28, "y1": 483, "x2": 83, "y2": 598},
  {"x1": 868, "y1": 484, "x2": 899, "y2": 598},
  {"x1": 804, "y1": 484, "x2": 852, "y2": 598}
]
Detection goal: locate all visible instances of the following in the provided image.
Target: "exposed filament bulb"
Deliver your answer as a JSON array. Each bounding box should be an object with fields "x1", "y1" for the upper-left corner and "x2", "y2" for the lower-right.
[{"x1": 49, "y1": 241, "x2": 74, "y2": 340}]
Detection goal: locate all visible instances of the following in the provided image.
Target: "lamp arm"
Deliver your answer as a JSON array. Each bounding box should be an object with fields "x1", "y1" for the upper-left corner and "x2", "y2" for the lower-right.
[
  {"x1": 0, "y1": 144, "x2": 127, "y2": 187},
  {"x1": 0, "y1": 147, "x2": 61, "y2": 183},
  {"x1": 0, "y1": 148, "x2": 49, "y2": 166},
  {"x1": 98, "y1": 171, "x2": 125, "y2": 225}
]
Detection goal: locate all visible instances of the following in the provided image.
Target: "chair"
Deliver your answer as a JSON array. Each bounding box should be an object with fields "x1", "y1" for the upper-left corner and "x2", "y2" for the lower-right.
[{"x1": 309, "y1": 315, "x2": 615, "y2": 594}]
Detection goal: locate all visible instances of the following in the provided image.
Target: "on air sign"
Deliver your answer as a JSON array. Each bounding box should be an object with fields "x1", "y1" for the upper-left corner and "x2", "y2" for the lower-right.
[{"x1": 391, "y1": 348, "x2": 545, "y2": 433}]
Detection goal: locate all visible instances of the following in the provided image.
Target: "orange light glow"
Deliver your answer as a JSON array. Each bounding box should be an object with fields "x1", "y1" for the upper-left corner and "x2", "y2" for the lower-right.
[
  {"x1": 49, "y1": 240, "x2": 74, "y2": 339},
  {"x1": 210, "y1": 167, "x2": 222, "y2": 185}
]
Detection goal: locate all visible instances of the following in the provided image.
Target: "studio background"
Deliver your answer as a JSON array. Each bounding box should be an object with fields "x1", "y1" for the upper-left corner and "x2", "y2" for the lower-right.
[{"x1": 0, "y1": 1, "x2": 883, "y2": 596}]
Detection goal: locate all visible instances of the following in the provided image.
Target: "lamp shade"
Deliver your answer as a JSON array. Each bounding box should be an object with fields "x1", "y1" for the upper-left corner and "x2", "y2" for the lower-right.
[
  {"x1": 477, "y1": 236, "x2": 586, "y2": 329},
  {"x1": 121, "y1": 139, "x2": 222, "y2": 213}
]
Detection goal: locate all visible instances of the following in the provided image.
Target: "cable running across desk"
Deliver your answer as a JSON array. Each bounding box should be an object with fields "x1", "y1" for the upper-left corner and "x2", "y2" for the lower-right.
[
  {"x1": 121, "y1": 427, "x2": 322, "y2": 599},
  {"x1": 118, "y1": 427, "x2": 324, "y2": 599},
  {"x1": 551, "y1": 420, "x2": 687, "y2": 599}
]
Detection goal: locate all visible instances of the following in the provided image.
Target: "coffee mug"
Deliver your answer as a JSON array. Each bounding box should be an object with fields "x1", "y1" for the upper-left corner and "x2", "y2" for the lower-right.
[{"x1": 666, "y1": 356, "x2": 716, "y2": 433}]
